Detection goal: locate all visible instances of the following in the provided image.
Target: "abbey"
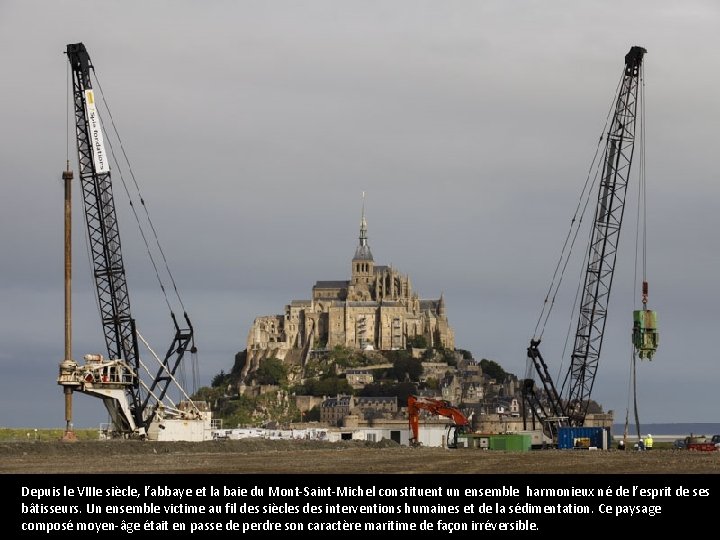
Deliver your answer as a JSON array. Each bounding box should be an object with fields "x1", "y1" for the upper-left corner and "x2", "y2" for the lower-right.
[{"x1": 245, "y1": 205, "x2": 455, "y2": 364}]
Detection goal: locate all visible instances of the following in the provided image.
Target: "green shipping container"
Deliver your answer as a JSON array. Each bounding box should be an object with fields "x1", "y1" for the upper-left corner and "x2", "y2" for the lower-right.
[{"x1": 488, "y1": 434, "x2": 532, "y2": 452}]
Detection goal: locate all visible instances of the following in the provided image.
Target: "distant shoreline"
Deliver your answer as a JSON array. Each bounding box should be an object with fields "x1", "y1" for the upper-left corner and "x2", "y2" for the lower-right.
[{"x1": 611, "y1": 423, "x2": 720, "y2": 441}]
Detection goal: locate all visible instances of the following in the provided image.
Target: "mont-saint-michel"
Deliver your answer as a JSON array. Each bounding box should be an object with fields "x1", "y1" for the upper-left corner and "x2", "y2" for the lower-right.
[{"x1": 243, "y1": 203, "x2": 455, "y2": 373}]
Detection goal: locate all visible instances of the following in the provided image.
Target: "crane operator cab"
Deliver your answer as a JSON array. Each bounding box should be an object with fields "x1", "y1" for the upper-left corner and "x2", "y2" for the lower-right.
[{"x1": 445, "y1": 423, "x2": 470, "y2": 449}]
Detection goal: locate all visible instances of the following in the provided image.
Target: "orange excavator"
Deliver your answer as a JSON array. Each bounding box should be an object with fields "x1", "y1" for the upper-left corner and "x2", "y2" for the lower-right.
[{"x1": 407, "y1": 395, "x2": 472, "y2": 449}]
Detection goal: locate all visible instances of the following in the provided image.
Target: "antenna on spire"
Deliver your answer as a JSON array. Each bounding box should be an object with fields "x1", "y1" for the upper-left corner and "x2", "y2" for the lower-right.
[
  {"x1": 360, "y1": 192, "x2": 367, "y2": 235},
  {"x1": 359, "y1": 191, "x2": 368, "y2": 245}
]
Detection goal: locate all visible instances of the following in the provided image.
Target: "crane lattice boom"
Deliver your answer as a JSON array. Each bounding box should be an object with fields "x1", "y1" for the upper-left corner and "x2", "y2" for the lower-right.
[{"x1": 524, "y1": 46, "x2": 646, "y2": 432}]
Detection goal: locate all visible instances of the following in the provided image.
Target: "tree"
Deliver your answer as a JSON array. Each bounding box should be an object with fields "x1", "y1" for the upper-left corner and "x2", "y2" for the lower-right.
[
  {"x1": 386, "y1": 349, "x2": 410, "y2": 362},
  {"x1": 191, "y1": 385, "x2": 225, "y2": 403},
  {"x1": 480, "y1": 358, "x2": 508, "y2": 383},
  {"x1": 254, "y1": 358, "x2": 287, "y2": 385},
  {"x1": 585, "y1": 399, "x2": 604, "y2": 414},
  {"x1": 211, "y1": 370, "x2": 229, "y2": 388},
  {"x1": 439, "y1": 348, "x2": 459, "y2": 366},
  {"x1": 302, "y1": 406, "x2": 321, "y2": 422},
  {"x1": 357, "y1": 381, "x2": 417, "y2": 405},
  {"x1": 328, "y1": 345, "x2": 354, "y2": 366},
  {"x1": 212, "y1": 394, "x2": 257, "y2": 427},
  {"x1": 392, "y1": 356, "x2": 423, "y2": 382},
  {"x1": 393, "y1": 382, "x2": 419, "y2": 405},
  {"x1": 407, "y1": 335, "x2": 428, "y2": 349},
  {"x1": 298, "y1": 377, "x2": 353, "y2": 397}
]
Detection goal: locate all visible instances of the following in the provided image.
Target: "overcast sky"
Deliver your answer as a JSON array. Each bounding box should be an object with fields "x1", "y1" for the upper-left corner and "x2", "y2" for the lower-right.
[{"x1": 1, "y1": 1, "x2": 718, "y2": 429}]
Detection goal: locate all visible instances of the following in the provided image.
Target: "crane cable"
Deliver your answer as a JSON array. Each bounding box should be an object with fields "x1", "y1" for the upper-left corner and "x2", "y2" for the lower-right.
[
  {"x1": 529, "y1": 72, "x2": 624, "y2": 391},
  {"x1": 84, "y1": 67, "x2": 198, "y2": 394},
  {"x1": 626, "y1": 62, "x2": 648, "y2": 446},
  {"x1": 532, "y1": 73, "x2": 625, "y2": 342},
  {"x1": 90, "y1": 68, "x2": 187, "y2": 318}
]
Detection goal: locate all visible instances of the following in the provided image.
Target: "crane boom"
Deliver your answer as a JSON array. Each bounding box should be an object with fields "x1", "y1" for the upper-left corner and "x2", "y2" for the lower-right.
[
  {"x1": 66, "y1": 43, "x2": 141, "y2": 432},
  {"x1": 67, "y1": 44, "x2": 138, "y2": 375},
  {"x1": 58, "y1": 43, "x2": 204, "y2": 439},
  {"x1": 525, "y1": 46, "x2": 646, "y2": 430}
]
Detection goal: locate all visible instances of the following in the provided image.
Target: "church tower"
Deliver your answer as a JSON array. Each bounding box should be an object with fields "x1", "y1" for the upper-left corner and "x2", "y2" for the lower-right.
[{"x1": 350, "y1": 193, "x2": 374, "y2": 291}]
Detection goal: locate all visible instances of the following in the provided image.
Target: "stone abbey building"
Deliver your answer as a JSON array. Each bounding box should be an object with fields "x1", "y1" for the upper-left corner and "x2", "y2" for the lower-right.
[{"x1": 245, "y1": 205, "x2": 455, "y2": 365}]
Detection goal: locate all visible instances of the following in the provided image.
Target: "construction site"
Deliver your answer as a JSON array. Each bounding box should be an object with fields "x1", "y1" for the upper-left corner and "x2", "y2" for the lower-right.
[
  {"x1": 42, "y1": 39, "x2": 718, "y2": 474},
  {"x1": 2, "y1": 437, "x2": 720, "y2": 474}
]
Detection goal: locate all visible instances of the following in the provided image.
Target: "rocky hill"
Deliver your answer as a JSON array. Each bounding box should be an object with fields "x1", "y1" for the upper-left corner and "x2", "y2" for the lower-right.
[{"x1": 192, "y1": 345, "x2": 524, "y2": 429}]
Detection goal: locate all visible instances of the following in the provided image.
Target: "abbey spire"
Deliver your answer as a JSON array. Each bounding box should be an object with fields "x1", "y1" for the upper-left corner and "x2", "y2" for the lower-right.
[{"x1": 353, "y1": 191, "x2": 373, "y2": 261}]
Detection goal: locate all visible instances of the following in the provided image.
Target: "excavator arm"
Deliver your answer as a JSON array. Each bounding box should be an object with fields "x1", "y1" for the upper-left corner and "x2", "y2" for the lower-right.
[{"x1": 408, "y1": 395, "x2": 471, "y2": 449}]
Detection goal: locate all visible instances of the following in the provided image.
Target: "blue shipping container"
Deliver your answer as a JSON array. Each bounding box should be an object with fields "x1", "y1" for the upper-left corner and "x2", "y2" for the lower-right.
[{"x1": 557, "y1": 427, "x2": 609, "y2": 449}]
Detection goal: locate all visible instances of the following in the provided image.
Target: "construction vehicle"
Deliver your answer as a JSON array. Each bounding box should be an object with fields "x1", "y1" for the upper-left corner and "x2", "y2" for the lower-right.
[
  {"x1": 521, "y1": 46, "x2": 648, "y2": 445},
  {"x1": 681, "y1": 435, "x2": 719, "y2": 452},
  {"x1": 407, "y1": 395, "x2": 471, "y2": 449},
  {"x1": 56, "y1": 43, "x2": 212, "y2": 441}
]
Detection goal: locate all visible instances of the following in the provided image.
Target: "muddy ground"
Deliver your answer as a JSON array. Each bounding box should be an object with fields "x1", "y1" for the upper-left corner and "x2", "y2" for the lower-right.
[{"x1": 2, "y1": 439, "x2": 719, "y2": 474}]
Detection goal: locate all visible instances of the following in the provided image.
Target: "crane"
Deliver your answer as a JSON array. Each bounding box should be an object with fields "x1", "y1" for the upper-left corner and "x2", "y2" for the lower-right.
[
  {"x1": 57, "y1": 43, "x2": 210, "y2": 440},
  {"x1": 522, "y1": 46, "x2": 647, "y2": 440},
  {"x1": 407, "y1": 395, "x2": 472, "y2": 449}
]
